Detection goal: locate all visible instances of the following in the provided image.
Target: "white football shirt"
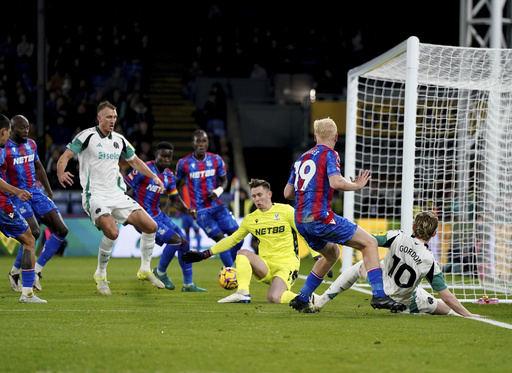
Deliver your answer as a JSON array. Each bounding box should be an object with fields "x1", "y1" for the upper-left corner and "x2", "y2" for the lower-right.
[
  {"x1": 375, "y1": 230, "x2": 447, "y2": 307},
  {"x1": 67, "y1": 126, "x2": 136, "y2": 198}
]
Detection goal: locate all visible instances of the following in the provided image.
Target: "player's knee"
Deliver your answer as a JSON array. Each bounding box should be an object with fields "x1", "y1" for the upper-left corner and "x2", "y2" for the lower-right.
[
  {"x1": 267, "y1": 293, "x2": 281, "y2": 303},
  {"x1": 140, "y1": 220, "x2": 157, "y2": 234},
  {"x1": 147, "y1": 221, "x2": 158, "y2": 234},
  {"x1": 322, "y1": 243, "x2": 340, "y2": 262},
  {"x1": 31, "y1": 227, "x2": 40, "y2": 241},
  {"x1": 55, "y1": 226, "x2": 68, "y2": 238},
  {"x1": 237, "y1": 249, "x2": 252, "y2": 258},
  {"x1": 103, "y1": 229, "x2": 119, "y2": 241}
]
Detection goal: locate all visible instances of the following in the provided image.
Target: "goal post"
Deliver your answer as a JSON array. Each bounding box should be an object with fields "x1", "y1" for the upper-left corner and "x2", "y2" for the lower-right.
[{"x1": 343, "y1": 36, "x2": 512, "y2": 303}]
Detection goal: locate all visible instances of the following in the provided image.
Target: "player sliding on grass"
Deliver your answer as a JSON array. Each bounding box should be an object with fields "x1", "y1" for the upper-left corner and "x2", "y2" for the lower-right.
[
  {"x1": 284, "y1": 117, "x2": 406, "y2": 313},
  {"x1": 125, "y1": 142, "x2": 207, "y2": 292},
  {"x1": 57, "y1": 101, "x2": 165, "y2": 295},
  {"x1": 183, "y1": 179, "x2": 302, "y2": 304},
  {"x1": 311, "y1": 211, "x2": 483, "y2": 317}
]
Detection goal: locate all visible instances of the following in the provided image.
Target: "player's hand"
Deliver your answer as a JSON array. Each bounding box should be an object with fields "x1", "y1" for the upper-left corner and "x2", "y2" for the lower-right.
[
  {"x1": 16, "y1": 189, "x2": 32, "y2": 202},
  {"x1": 349, "y1": 169, "x2": 371, "y2": 189},
  {"x1": 182, "y1": 251, "x2": 205, "y2": 263},
  {"x1": 58, "y1": 171, "x2": 74, "y2": 188},
  {"x1": 208, "y1": 191, "x2": 219, "y2": 200},
  {"x1": 153, "y1": 176, "x2": 165, "y2": 194},
  {"x1": 187, "y1": 208, "x2": 197, "y2": 219},
  {"x1": 182, "y1": 249, "x2": 213, "y2": 263}
]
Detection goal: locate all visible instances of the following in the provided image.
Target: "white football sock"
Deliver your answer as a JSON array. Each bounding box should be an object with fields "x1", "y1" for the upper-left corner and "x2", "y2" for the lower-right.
[
  {"x1": 324, "y1": 261, "x2": 363, "y2": 298},
  {"x1": 139, "y1": 232, "x2": 156, "y2": 273},
  {"x1": 96, "y1": 236, "x2": 115, "y2": 278}
]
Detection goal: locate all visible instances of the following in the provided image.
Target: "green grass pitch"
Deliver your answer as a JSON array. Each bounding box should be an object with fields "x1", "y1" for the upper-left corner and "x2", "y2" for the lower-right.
[{"x1": 1, "y1": 255, "x2": 510, "y2": 373}]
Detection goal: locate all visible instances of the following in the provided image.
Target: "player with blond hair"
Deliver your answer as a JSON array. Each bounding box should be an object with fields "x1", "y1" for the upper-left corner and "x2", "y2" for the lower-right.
[
  {"x1": 312, "y1": 211, "x2": 483, "y2": 317},
  {"x1": 57, "y1": 101, "x2": 165, "y2": 295},
  {"x1": 284, "y1": 117, "x2": 405, "y2": 313}
]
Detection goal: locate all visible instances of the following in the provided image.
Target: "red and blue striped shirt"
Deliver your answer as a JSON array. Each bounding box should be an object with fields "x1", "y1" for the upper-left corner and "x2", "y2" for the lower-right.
[
  {"x1": 3, "y1": 138, "x2": 39, "y2": 189},
  {"x1": 175, "y1": 152, "x2": 226, "y2": 211},
  {"x1": 125, "y1": 161, "x2": 179, "y2": 218},
  {"x1": 0, "y1": 149, "x2": 14, "y2": 215},
  {"x1": 287, "y1": 144, "x2": 341, "y2": 223}
]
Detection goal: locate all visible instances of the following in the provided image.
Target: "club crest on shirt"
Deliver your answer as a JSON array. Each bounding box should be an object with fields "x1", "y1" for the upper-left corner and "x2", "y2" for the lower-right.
[
  {"x1": 113, "y1": 142, "x2": 119, "y2": 149},
  {"x1": 274, "y1": 214, "x2": 280, "y2": 221}
]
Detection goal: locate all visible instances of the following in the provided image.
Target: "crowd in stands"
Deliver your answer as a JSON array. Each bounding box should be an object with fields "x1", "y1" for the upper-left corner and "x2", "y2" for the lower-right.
[
  {"x1": 0, "y1": 3, "x2": 154, "y2": 190},
  {"x1": 0, "y1": 2, "x2": 377, "y2": 193}
]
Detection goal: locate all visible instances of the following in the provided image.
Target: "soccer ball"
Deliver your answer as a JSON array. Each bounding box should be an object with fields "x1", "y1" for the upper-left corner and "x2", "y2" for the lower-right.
[{"x1": 219, "y1": 267, "x2": 238, "y2": 290}]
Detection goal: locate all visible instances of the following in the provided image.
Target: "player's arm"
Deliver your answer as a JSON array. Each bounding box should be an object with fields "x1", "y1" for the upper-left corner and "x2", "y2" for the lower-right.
[
  {"x1": 209, "y1": 173, "x2": 228, "y2": 201},
  {"x1": 34, "y1": 159, "x2": 53, "y2": 199},
  {"x1": 126, "y1": 156, "x2": 164, "y2": 193},
  {"x1": 284, "y1": 183, "x2": 294, "y2": 200},
  {"x1": 164, "y1": 194, "x2": 196, "y2": 219},
  {"x1": 371, "y1": 230, "x2": 399, "y2": 248},
  {"x1": 57, "y1": 148, "x2": 76, "y2": 188},
  {"x1": 436, "y1": 288, "x2": 483, "y2": 318},
  {"x1": 329, "y1": 169, "x2": 371, "y2": 192},
  {"x1": 182, "y1": 223, "x2": 249, "y2": 263},
  {"x1": 0, "y1": 178, "x2": 32, "y2": 201},
  {"x1": 175, "y1": 177, "x2": 183, "y2": 191}
]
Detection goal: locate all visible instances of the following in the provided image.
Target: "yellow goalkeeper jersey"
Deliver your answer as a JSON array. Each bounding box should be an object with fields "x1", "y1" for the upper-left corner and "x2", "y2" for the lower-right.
[{"x1": 210, "y1": 203, "x2": 300, "y2": 264}]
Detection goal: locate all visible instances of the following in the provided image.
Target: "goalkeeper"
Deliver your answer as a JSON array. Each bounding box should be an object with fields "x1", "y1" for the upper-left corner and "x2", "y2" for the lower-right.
[
  {"x1": 183, "y1": 178, "x2": 307, "y2": 304},
  {"x1": 310, "y1": 211, "x2": 483, "y2": 317}
]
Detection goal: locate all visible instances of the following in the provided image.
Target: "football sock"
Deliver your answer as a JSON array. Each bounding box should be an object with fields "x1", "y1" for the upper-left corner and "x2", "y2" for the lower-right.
[
  {"x1": 298, "y1": 271, "x2": 323, "y2": 303},
  {"x1": 158, "y1": 242, "x2": 180, "y2": 273},
  {"x1": 96, "y1": 236, "x2": 115, "y2": 278},
  {"x1": 36, "y1": 233, "x2": 65, "y2": 270},
  {"x1": 12, "y1": 246, "x2": 23, "y2": 271},
  {"x1": 325, "y1": 261, "x2": 363, "y2": 299},
  {"x1": 21, "y1": 268, "x2": 35, "y2": 290},
  {"x1": 366, "y1": 267, "x2": 386, "y2": 297},
  {"x1": 195, "y1": 231, "x2": 201, "y2": 251},
  {"x1": 177, "y1": 247, "x2": 193, "y2": 285},
  {"x1": 280, "y1": 290, "x2": 297, "y2": 304},
  {"x1": 140, "y1": 232, "x2": 156, "y2": 273},
  {"x1": 219, "y1": 251, "x2": 234, "y2": 267},
  {"x1": 235, "y1": 254, "x2": 252, "y2": 293}
]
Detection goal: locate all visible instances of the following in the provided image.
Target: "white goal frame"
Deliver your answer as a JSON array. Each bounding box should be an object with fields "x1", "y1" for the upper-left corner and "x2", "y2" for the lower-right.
[{"x1": 343, "y1": 36, "x2": 512, "y2": 303}]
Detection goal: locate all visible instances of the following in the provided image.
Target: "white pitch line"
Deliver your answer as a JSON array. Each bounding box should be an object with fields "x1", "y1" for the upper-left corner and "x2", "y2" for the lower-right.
[{"x1": 298, "y1": 275, "x2": 512, "y2": 329}]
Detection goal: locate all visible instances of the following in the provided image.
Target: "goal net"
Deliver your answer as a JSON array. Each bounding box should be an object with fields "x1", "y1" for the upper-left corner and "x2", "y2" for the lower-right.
[{"x1": 343, "y1": 36, "x2": 512, "y2": 303}]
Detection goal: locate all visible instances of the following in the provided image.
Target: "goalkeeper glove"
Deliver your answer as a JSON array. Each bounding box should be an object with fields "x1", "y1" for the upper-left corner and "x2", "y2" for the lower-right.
[{"x1": 182, "y1": 249, "x2": 213, "y2": 263}]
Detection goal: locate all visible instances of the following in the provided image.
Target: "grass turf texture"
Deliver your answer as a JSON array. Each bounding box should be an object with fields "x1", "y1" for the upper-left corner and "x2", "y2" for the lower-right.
[{"x1": 1, "y1": 256, "x2": 510, "y2": 373}]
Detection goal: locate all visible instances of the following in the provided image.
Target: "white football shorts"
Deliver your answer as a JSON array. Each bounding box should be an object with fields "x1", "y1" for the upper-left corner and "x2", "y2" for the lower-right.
[{"x1": 83, "y1": 193, "x2": 142, "y2": 226}]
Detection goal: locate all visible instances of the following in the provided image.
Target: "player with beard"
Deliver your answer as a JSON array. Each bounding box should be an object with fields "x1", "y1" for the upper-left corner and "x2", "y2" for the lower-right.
[
  {"x1": 5, "y1": 115, "x2": 68, "y2": 292},
  {"x1": 57, "y1": 101, "x2": 165, "y2": 295}
]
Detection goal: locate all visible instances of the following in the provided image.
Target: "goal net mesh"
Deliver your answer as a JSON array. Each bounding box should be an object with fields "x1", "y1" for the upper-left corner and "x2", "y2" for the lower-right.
[{"x1": 346, "y1": 39, "x2": 512, "y2": 302}]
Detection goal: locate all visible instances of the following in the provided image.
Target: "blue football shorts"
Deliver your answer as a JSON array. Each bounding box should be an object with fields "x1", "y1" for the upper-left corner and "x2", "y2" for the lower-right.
[
  {"x1": 11, "y1": 187, "x2": 58, "y2": 220},
  {"x1": 196, "y1": 204, "x2": 239, "y2": 239},
  {"x1": 152, "y1": 212, "x2": 185, "y2": 246},
  {"x1": 296, "y1": 213, "x2": 357, "y2": 252},
  {"x1": 0, "y1": 204, "x2": 30, "y2": 238},
  {"x1": 181, "y1": 213, "x2": 200, "y2": 231}
]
